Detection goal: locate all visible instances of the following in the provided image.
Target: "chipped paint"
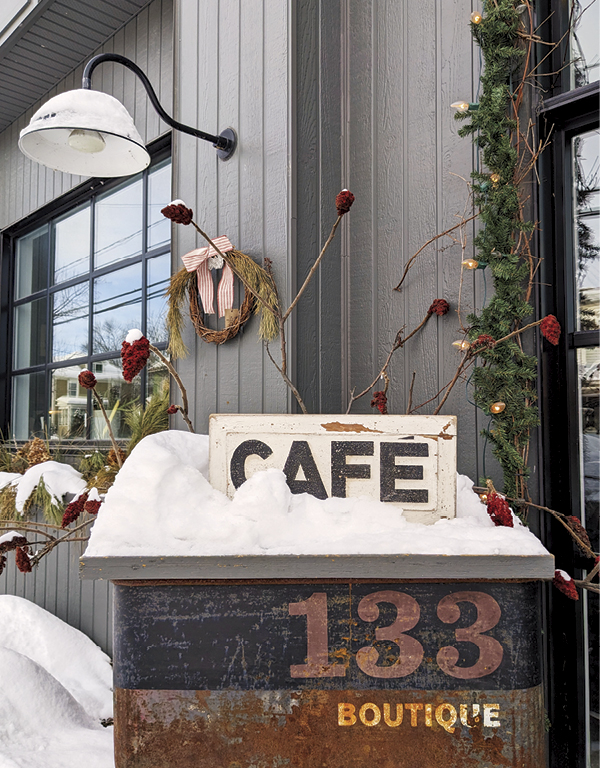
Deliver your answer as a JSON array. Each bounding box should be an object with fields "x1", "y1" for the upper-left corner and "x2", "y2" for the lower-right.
[{"x1": 320, "y1": 422, "x2": 383, "y2": 434}]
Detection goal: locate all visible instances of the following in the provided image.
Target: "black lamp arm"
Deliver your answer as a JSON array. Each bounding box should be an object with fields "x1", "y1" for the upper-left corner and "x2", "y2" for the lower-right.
[{"x1": 82, "y1": 53, "x2": 236, "y2": 159}]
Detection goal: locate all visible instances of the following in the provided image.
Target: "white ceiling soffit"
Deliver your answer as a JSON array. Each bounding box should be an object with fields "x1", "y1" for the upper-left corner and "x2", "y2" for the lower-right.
[{"x1": 0, "y1": 0, "x2": 153, "y2": 133}]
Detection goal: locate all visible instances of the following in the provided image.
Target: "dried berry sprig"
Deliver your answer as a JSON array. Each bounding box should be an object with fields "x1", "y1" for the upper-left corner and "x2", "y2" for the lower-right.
[
  {"x1": 15, "y1": 546, "x2": 32, "y2": 573},
  {"x1": 553, "y1": 569, "x2": 579, "y2": 601},
  {"x1": 62, "y1": 492, "x2": 89, "y2": 528},
  {"x1": 79, "y1": 371, "x2": 122, "y2": 469}
]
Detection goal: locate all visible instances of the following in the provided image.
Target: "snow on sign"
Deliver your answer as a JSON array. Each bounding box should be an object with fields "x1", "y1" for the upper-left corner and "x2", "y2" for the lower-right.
[{"x1": 209, "y1": 414, "x2": 457, "y2": 523}]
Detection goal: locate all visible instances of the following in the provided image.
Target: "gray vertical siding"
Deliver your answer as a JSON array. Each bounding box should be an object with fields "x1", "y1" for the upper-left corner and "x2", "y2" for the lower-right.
[
  {"x1": 171, "y1": 0, "x2": 290, "y2": 430},
  {"x1": 0, "y1": 0, "x2": 173, "y2": 230},
  {"x1": 294, "y1": 0, "x2": 499, "y2": 481}
]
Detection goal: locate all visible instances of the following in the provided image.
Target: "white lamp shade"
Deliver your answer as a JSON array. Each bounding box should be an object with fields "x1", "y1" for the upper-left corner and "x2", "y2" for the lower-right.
[{"x1": 18, "y1": 89, "x2": 150, "y2": 177}]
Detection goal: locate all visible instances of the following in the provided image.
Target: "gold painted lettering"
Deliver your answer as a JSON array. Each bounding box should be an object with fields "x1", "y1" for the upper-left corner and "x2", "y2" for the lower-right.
[
  {"x1": 383, "y1": 703, "x2": 403, "y2": 727},
  {"x1": 338, "y1": 703, "x2": 357, "y2": 726},
  {"x1": 425, "y1": 703, "x2": 433, "y2": 726},
  {"x1": 359, "y1": 703, "x2": 381, "y2": 726},
  {"x1": 460, "y1": 703, "x2": 474, "y2": 728},
  {"x1": 435, "y1": 703, "x2": 457, "y2": 733},
  {"x1": 404, "y1": 703, "x2": 423, "y2": 727},
  {"x1": 483, "y1": 704, "x2": 500, "y2": 727}
]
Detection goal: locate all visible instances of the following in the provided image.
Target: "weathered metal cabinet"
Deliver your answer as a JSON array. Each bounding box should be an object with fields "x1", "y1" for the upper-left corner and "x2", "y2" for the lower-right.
[{"x1": 81, "y1": 554, "x2": 553, "y2": 767}]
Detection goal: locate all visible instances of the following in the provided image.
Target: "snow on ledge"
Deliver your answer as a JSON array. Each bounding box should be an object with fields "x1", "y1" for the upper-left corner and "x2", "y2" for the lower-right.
[{"x1": 84, "y1": 430, "x2": 550, "y2": 559}]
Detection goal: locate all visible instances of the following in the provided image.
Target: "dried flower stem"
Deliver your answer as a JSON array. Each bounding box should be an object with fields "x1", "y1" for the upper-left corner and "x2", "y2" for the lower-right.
[
  {"x1": 406, "y1": 371, "x2": 417, "y2": 414},
  {"x1": 472, "y1": 487, "x2": 599, "y2": 561},
  {"x1": 149, "y1": 344, "x2": 195, "y2": 433},
  {"x1": 346, "y1": 312, "x2": 434, "y2": 414},
  {"x1": 90, "y1": 388, "x2": 122, "y2": 469},
  {"x1": 282, "y1": 216, "x2": 342, "y2": 322},
  {"x1": 394, "y1": 213, "x2": 477, "y2": 292}
]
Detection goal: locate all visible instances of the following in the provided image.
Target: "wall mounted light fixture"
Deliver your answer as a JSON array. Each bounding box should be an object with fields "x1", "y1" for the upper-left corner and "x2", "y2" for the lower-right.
[{"x1": 18, "y1": 53, "x2": 237, "y2": 177}]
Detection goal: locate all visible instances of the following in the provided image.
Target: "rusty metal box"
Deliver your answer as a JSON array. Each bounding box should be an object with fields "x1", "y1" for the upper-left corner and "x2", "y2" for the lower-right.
[{"x1": 82, "y1": 554, "x2": 553, "y2": 768}]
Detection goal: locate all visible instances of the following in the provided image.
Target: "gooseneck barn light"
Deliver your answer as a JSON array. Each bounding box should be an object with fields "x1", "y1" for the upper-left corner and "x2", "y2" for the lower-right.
[{"x1": 18, "y1": 53, "x2": 237, "y2": 177}]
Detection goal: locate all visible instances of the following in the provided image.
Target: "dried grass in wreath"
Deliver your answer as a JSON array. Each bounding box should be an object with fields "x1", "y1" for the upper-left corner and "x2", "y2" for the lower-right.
[{"x1": 166, "y1": 250, "x2": 279, "y2": 354}]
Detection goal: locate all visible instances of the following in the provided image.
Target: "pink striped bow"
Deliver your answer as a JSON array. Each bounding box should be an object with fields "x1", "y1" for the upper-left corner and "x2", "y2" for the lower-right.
[{"x1": 181, "y1": 236, "x2": 234, "y2": 317}]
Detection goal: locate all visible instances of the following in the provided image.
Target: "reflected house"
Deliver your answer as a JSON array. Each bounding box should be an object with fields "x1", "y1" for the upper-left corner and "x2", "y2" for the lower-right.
[{"x1": 50, "y1": 359, "x2": 136, "y2": 440}]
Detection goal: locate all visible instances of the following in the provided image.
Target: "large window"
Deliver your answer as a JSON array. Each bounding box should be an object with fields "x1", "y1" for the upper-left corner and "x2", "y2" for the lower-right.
[
  {"x1": 7, "y1": 153, "x2": 171, "y2": 441},
  {"x1": 539, "y1": 3, "x2": 599, "y2": 765}
]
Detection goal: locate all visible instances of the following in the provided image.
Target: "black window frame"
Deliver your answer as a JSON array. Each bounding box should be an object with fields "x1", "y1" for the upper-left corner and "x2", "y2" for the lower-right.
[
  {"x1": 537, "y1": 3, "x2": 599, "y2": 764},
  {"x1": 0, "y1": 133, "x2": 172, "y2": 443}
]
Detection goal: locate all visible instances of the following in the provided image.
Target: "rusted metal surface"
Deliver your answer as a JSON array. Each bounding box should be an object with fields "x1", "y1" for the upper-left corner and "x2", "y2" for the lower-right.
[
  {"x1": 115, "y1": 686, "x2": 544, "y2": 768},
  {"x1": 113, "y1": 580, "x2": 546, "y2": 767}
]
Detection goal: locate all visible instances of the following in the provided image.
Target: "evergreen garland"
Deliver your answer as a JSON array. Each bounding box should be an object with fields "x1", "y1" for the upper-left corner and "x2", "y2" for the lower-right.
[{"x1": 455, "y1": 0, "x2": 537, "y2": 499}]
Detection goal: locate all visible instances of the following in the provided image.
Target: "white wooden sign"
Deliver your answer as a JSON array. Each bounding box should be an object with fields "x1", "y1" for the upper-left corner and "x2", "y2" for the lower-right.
[{"x1": 209, "y1": 414, "x2": 457, "y2": 524}]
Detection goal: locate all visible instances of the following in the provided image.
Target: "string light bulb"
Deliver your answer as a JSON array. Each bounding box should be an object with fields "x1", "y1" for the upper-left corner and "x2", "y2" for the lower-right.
[
  {"x1": 515, "y1": 4, "x2": 528, "y2": 15},
  {"x1": 451, "y1": 100, "x2": 479, "y2": 112},
  {"x1": 470, "y1": 10, "x2": 483, "y2": 23},
  {"x1": 462, "y1": 258, "x2": 479, "y2": 269},
  {"x1": 480, "y1": 493, "x2": 488, "y2": 504},
  {"x1": 452, "y1": 340, "x2": 471, "y2": 351},
  {"x1": 490, "y1": 401, "x2": 506, "y2": 414},
  {"x1": 490, "y1": 173, "x2": 500, "y2": 183}
]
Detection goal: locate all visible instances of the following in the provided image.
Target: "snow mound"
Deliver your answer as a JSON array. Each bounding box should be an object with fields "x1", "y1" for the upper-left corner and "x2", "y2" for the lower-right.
[
  {"x1": 85, "y1": 431, "x2": 549, "y2": 558},
  {"x1": 3, "y1": 461, "x2": 87, "y2": 514},
  {"x1": 0, "y1": 647, "x2": 113, "y2": 768},
  {"x1": 0, "y1": 596, "x2": 112, "y2": 720}
]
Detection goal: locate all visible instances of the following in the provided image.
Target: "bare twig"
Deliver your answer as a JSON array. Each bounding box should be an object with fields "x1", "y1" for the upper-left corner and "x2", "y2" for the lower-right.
[
  {"x1": 394, "y1": 214, "x2": 477, "y2": 292},
  {"x1": 149, "y1": 344, "x2": 195, "y2": 433},
  {"x1": 406, "y1": 371, "x2": 417, "y2": 414},
  {"x1": 90, "y1": 388, "x2": 122, "y2": 469},
  {"x1": 265, "y1": 344, "x2": 308, "y2": 414}
]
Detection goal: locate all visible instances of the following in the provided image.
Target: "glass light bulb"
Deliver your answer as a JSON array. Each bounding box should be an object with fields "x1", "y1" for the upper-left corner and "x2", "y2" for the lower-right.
[
  {"x1": 452, "y1": 340, "x2": 471, "y2": 350},
  {"x1": 480, "y1": 493, "x2": 488, "y2": 504},
  {"x1": 470, "y1": 11, "x2": 483, "y2": 23},
  {"x1": 490, "y1": 173, "x2": 500, "y2": 183},
  {"x1": 68, "y1": 129, "x2": 106, "y2": 154},
  {"x1": 515, "y1": 4, "x2": 527, "y2": 14},
  {"x1": 490, "y1": 401, "x2": 506, "y2": 414},
  {"x1": 462, "y1": 258, "x2": 479, "y2": 269},
  {"x1": 451, "y1": 100, "x2": 470, "y2": 111}
]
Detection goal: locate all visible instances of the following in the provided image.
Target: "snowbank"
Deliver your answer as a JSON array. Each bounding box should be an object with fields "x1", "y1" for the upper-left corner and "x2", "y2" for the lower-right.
[
  {"x1": 0, "y1": 461, "x2": 86, "y2": 514},
  {"x1": 0, "y1": 598, "x2": 113, "y2": 768},
  {"x1": 0, "y1": 596, "x2": 112, "y2": 720},
  {"x1": 85, "y1": 431, "x2": 549, "y2": 558}
]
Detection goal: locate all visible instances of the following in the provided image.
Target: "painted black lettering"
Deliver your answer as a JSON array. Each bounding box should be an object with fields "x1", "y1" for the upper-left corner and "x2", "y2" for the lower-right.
[
  {"x1": 283, "y1": 441, "x2": 328, "y2": 499},
  {"x1": 331, "y1": 441, "x2": 373, "y2": 497},
  {"x1": 380, "y1": 442, "x2": 429, "y2": 503},
  {"x1": 230, "y1": 440, "x2": 273, "y2": 489}
]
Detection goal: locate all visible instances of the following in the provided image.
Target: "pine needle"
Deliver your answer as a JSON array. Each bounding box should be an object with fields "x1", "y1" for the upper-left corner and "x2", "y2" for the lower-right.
[
  {"x1": 228, "y1": 250, "x2": 279, "y2": 341},
  {"x1": 166, "y1": 267, "x2": 196, "y2": 359},
  {"x1": 124, "y1": 387, "x2": 170, "y2": 454}
]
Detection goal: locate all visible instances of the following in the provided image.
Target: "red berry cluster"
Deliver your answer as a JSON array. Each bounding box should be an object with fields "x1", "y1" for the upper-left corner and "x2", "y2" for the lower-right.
[
  {"x1": 428, "y1": 299, "x2": 450, "y2": 316},
  {"x1": 167, "y1": 404, "x2": 178, "y2": 415},
  {"x1": 552, "y1": 569, "x2": 579, "y2": 601},
  {"x1": 540, "y1": 314, "x2": 561, "y2": 346},
  {"x1": 121, "y1": 336, "x2": 150, "y2": 382},
  {"x1": 486, "y1": 492, "x2": 514, "y2": 527},
  {"x1": 471, "y1": 334, "x2": 496, "y2": 351},
  {"x1": 0, "y1": 535, "x2": 28, "y2": 554},
  {"x1": 370, "y1": 391, "x2": 388, "y2": 415},
  {"x1": 335, "y1": 190, "x2": 355, "y2": 216},
  {"x1": 84, "y1": 499, "x2": 102, "y2": 515},
  {"x1": 78, "y1": 370, "x2": 97, "y2": 390},
  {"x1": 161, "y1": 202, "x2": 194, "y2": 225},
  {"x1": 15, "y1": 546, "x2": 32, "y2": 573},
  {"x1": 62, "y1": 492, "x2": 89, "y2": 528}
]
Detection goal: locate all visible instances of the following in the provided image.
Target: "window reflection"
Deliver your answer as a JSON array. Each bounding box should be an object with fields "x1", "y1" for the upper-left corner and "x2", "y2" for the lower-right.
[
  {"x1": 95, "y1": 176, "x2": 143, "y2": 268},
  {"x1": 571, "y1": 0, "x2": 600, "y2": 89},
  {"x1": 52, "y1": 282, "x2": 89, "y2": 362},
  {"x1": 53, "y1": 205, "x2": 90, "y2": 284},
  {"x1": 50, "y1": 364, "x2": 88, "y2": 439},
  {"x1": 148, "y1": 160, "x2": 171, "y2": 250},
  {"x1": 15, "y1": 226, "x2": 48, "y2": 299},
  {"x1": 91, "y1": 358, "x2": 140, "y2": 440},
  {"x1": 93, "y1": 264, "x2": 142, "y2": 354},
  {"x1": 14, "y1": 298, "x2": 47, "y2": 369},
  {"x1": 11, "y1": 372, "x2": 45, "y2": 439},
  {"x1": 147, "y1": 254, "x2": 170, "y2": 344},
  {"x1": 573, "y1": 129, "x2": 600, "y2": 331}
]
